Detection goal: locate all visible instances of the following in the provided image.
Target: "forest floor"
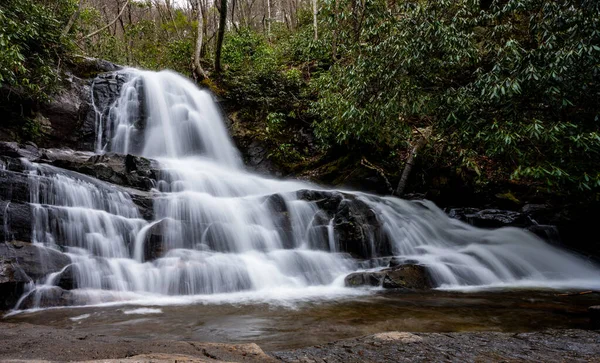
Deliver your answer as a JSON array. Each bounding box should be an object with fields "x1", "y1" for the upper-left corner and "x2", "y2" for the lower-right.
[{"x1": 1, "y1": 322, "x2": 599, "y2": 362}]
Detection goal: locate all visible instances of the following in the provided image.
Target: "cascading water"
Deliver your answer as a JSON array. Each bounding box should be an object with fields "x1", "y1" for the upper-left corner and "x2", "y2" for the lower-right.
[{"x1": 17, "y1": 69, "x2": 600, "y2": 309}]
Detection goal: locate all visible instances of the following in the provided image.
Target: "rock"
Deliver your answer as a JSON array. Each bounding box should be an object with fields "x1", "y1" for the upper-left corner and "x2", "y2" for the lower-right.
[
  {"x1": 47, "y1": 151, "x2": 160, "y2": 191},
  {"x1": 344, "y1": 271, "x2": 384, "y2": 287},
  {"x1": 0, "y1": 242, "x2": 71, "y2": 281},
  {"x1": 83, "y1": 72, "x2": 140, "y2": 151},
  {"x1": 526, "y1": 224, "x2": 561, "y2": 243},
  {"x1": 0, "y1": 141, "x2": 41, "y2": 160},
  {"x1": 590, "y1": 306, "x2": 600, "y2": 330},
  {"x1": 17, "y1": 286, "x2": 83, "y2": 309},
  {"x1": 0, "y1": 256, "x2": 31, "y2": 310},
  {"x1": 143, "y1": 220, "x2": 176, "y2": 262},
  {"x1": 344, "y1": 264, "x2": 432, "y2": 290},
  {"x1": 69, "y1": 56, "x2": 122, "y2": 78},
  {"x1": 0, "y1": 143, "x2": 155, "y2": 221},
  {"x1": 382, "y1": 264, "x2": 431, "y2": 289},
  {"x1": 448, "y1": 208, "x2": 533, "y2": 228},
  {"x1": 0, "y1": 241, "x2": 71, "y2": 309},
  {"x1": 297, "y1": 189, "x2": 391, "y2": 259},
  {"x1": 38, "y1": 74, "x2": 90, "y2": 148},
  {"x1": 262, "y1": 194, "x2": 294, "y2": 248},
  {"x1": 0, "y1": 201, "x2": 33, "y2": 243},
  {"x1": 54, "y1": 265, "x2": 76, "y2": 290}
]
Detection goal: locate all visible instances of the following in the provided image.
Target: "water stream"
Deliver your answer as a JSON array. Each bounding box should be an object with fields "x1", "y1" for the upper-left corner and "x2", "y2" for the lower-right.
[{"x1": 15, "y1": 69, "x2": 600, "y2": 309}]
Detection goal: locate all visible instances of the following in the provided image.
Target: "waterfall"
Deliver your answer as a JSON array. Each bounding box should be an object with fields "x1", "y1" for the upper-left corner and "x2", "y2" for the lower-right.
[{"x1": 19, "y1": 69, "x2": 600, "y2": 308}]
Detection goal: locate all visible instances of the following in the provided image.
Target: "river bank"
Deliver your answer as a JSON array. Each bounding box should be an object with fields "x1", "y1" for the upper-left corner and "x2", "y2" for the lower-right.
[
  {"x1": 2, "y1": 290, "x2": 600, "y2": 361},
  {"x1": 1, "y1": 321, "x2": 599, "y2": 362}
]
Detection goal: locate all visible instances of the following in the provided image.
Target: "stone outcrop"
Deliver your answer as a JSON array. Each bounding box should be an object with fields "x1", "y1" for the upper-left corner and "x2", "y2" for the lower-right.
[{"x1": 344, "y1": 264, "x2": 432, "y2": 290}]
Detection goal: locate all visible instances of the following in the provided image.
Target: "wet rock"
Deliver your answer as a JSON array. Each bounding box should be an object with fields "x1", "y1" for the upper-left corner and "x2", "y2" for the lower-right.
[
  {"x1": 0, "y1": 256, "x2": 31, "y2": 310},
  {"x1": 345, "y1": 264, "x2": 432, "y2": 290},
  {"x1": 297, "y1": 190, "x2": 390, "y2": 259},
  {"x1": 448, "y1": 208, "x2": 533, "y2": 228},
  {"x1": 0, "y1": 241, "x2": 71, "y2": 309},
  {"x1": 18, "y1": 286, "x2": 83, "y2": 309},
  {"x1": 55, "y1": 265, "x2": 76, "y2": 290},
  {"x1": 590, "y1": 306, "x2": 600, "y2": 330},
  {"x1": 47, "y1": 151, "x2": 159, "y2": 191},
  {"x1": 39, "y1": 75, "x2": 91, "y2": 149},
  {"x1": 143, "y1": 220, "x2": 176, "y2": 262},
  {"x1": 0, "y1": 241, "x2": 71, "y2": 281},
  {"x1": 526, "y1": 224, "x2": 561, "y2": 243},
  {"x1": 262, "y1": 194, "x2": 294, "y2": 248},
  {"x1": 0, "y1": 141, "x2": 41, "y2": 160},
  {"x1": 0, "y1": 201, "x2": 33, "y2": 243},
  {"x1": 344, "y1": 271, "x2": 383, "y2": 287},
  {"x1": 80, "y1": 72, "x2": 130, "y2": 150}
]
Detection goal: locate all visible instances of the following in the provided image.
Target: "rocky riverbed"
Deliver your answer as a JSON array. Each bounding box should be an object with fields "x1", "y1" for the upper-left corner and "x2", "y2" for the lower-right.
[{"x1": 1, "y1": 322, "x2": 599, "y2": 362}]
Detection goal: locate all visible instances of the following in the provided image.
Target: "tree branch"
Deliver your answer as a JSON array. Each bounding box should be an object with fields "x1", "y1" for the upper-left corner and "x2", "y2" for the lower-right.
[{"x1": 80, "y1": 0, "x2": 131, "y2": 40}]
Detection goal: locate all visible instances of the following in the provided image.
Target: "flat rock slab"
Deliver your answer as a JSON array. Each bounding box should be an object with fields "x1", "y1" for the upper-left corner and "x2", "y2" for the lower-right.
[
  {"x1": 2, "y1": 323, "x2": 600, "y2": 362},
  {"x1": 271, "y1": 329, "x2": 600, "y2": 362},
  {"x1": 0, "y1": 323, "x2": 274, "y2": 362}
]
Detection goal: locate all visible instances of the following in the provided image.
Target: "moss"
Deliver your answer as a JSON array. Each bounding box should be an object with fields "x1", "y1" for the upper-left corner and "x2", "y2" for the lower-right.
[{"x1": 496, "y1": 191, "x2": 521, "y2": 205}]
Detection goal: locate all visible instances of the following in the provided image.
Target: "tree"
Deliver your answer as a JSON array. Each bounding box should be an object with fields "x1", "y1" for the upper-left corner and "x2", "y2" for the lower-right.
[
  {"x1": 312, "y1": 0, "x2": 318, "y2": 40},
  {"x1": 193, "y1": 0, "x2": 208, "y2": 79},
  {"x1": 214, "y1": 0, "x2": 228, "y2": 74}
]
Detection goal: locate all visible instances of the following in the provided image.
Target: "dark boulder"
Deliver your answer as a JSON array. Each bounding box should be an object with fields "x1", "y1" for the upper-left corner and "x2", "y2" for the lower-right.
[
  {"x1": 54, "y1": 264, "x2": 76, "y2": 290},
  {"x1": 344, "y1": 264, "x2": 432, "y2": 290},
  {"x1": 142, "y1": 219, "x2": 177, "y2": 261},
  {"x1": 262, "y1": 194, "x2": 294, "y2": 248},
  {"x1": 297, "y1": 190, "x2": 391, "y2": 259},
  {"x1": 0, "y1": 256, "x2": 31, "y2": 310},
  {"x1": 0, "y1": 241, "x2": 71, "y2": 310}
]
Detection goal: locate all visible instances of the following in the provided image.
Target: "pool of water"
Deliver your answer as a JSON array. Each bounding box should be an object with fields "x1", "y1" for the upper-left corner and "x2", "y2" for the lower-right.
[{"x1": 4, "y1": 290, "x2": 599, "y2": 350}]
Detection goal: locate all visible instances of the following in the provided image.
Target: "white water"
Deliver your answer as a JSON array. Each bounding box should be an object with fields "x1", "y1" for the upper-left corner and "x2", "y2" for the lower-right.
[{"x1": 17, "y1": 69, "x2": 600, "y2": 309}]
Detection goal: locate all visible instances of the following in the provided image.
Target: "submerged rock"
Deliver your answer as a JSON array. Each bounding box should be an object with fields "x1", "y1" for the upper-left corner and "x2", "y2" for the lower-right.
[{"x1": 344, "y1": 264, "x2": 432, "y2": 290}]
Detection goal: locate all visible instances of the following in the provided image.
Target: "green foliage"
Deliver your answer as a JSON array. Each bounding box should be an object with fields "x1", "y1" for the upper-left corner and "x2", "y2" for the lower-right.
[
  {"x1": 312, "y1": 0, "x2": 600, "y2": 193},
  {"x1": 221, "y1": 29, "x2": 303, "y2": 112},
  {"x1": 80, "y1": 5, "x2": 194, "y2": 75},
  {"x1": 0, "y1": 0, "x2": 75, "y2": 102}
]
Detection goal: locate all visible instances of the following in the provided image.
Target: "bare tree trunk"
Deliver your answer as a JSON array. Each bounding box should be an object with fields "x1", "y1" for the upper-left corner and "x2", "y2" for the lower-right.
[
  {"x1": 312, "y1": 0, "x2": 318, "y2": 40},
  {"x1": 231, "y1": 0, "x2": 239, "y2": 31},
  {"x1": 214, "y1": 0, "x2": 227, "y2": 74},
  {"x1": 194, "y1": 0, "x2": 208, "y2": 80},
  {"x1": 62, "y1": 0, "x2": 84, "y2": 36},
  {"x1": 266, "y1": 0, "x2": 271, "y2": 40},
  {"x1": 332, "y1": 0, "x2": 338, "y2": 60},
  {"x1": 395, "y1": 128, "x2": 430, "y2": 197}
]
